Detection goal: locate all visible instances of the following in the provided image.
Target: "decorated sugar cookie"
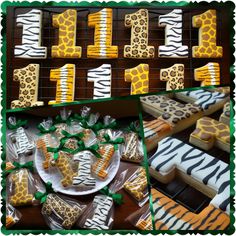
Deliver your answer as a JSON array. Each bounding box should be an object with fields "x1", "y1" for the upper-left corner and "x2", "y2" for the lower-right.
[
  {"x1": 11, "y1": 64, "x2": 44, "y2": 109},
  {"x1": 194, "y1": 62, "x2": 220, "y2": 86},
  {"x1": 125, "y1": 64, "x2": 149, "y2": 95},
  {"x1": 160, "y1": 64, "x2": 184, "y2": 90},
  {"x1": 51, "y1": 9, "x2": 81, "y2": 58},
  {"x1": 48, "y1": 64, "x2": 75, "y2": 105},
  {"x1": 152, "y1": 189, "x2": 229, "y2": 230},
  {"x1": 192, "y1": 9, "x2": 223, "y2": 58},
  {"x1": 158, "y1": 9, "x2": 188, "y2": 58},
  {"x1": 124, "y1": 9, "x2": 155, "y2": 59},
  {"x1": 87, "y1": 8, "x2": 118, "y2": 59},
  {"x1": 190, "y1": 116, "x2": 230, "y2": 152},
  {"x1": 87, "y1": 64, "x2": 112, "y2": 99},
  {"x1": 219, "y1": 102, "x2": 230, "y2": 125},
  {"x1": 14, "y1": 9, "x2": 47, "y2": 59},
  {"x1": 149, "y1": 137, "x2": 230, "y2": 215}
]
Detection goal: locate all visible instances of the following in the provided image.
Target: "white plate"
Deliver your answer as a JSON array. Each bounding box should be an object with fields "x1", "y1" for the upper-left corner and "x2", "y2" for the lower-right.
[{"x1": 35, "y1": 148, "x2": 120, "y2": 196}]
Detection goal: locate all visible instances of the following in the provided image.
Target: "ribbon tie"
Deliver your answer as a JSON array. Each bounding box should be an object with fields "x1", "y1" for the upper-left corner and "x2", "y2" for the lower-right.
[
  {"x1": 100, "y1": 186, "x2": 123, "y2": 205},
  {"x1": 101, "y1": 134, "x2": 124, "y2": 150},
  {"x1": 7, "y1": 119, "x2": 28, "y2": 130},
  {"x1": 34, "y1": 182, "x2": 54, "y2": 203},
  {"x1": 125, "y1": 122, "x2": 142, "y2": 138},
  {"x1": 80, "y1": 120, "x2": 103, "y2": 134},
  {"x1": 61, "y1": 130, "x2": 84, "y2": 141},
  {"x1": 37, "y1": 123, "x2": 57, "y2": 134},
  {"x1": 54, "y1": 115, "x2": 72, "y2": 126},
  {"x1": 4, "y1": 161, "x2": 34, "y2": 175},
  {"x1": 102, "y1": 121, "x2": 117, "y2": 130}
]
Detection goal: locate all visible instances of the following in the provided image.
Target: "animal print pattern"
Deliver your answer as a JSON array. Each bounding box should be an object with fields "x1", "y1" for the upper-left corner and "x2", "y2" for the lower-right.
[
  {"x1": 10, "y1": 127, "x2": 34, "y2": 157},
  {"x1": 11, "y1": 64, "x2": 44, "y2": 109},
  {"x1": 84, "y1": 195, "x2": 113, "y2": 230},
  {"x1": 177, "y1": 89, "x2": 228, "y2": 110},
  {"x1": 212, "y1": 87, "x2": 230, "y2": 95},
  {"x1": 125, "y1": 64, "x2": 149, "y2": 95},
  {"x1": 149, "y1": 137, "x2": 230, "y2": 213},
  {"x1": 136, "y1": 215, "x2": 153, "y2": 230},
  {"x1": 92, "y1": 144, "x2": 114, "y2": 179},
  {"x1": 87, "y1": 8, "x2": 118, "y2": 59},
  {"x1": 158, "y1": 9, "x2": 188, "y2": 57},
  {"x1": 152, "y1": 189, "x2": 230, "y2": 230},
  {"x1": 9, "y1": 169, "x2": 34, "y2": 206},
  {"x1": 124, "y1": 9, "x2": 155, "y2": 59},
  {"x1": 160, "y1": 64, "x2": 184, "y2": 90},
  {"x1": 124, "y1": 167, "x2": 148, "y2": 201},
  {"x1": 73, "y1": 151, "x2": 96, "y2": 187},
  {"x1": 190, "y1": 116, "x2": 230, "y2": 149},
  {"x1": 51, "y1": 9, "x2": 81, "y2": 58},
  {"x1": 219, "y1": 102, "x2": 230, "y2": 125},
  {"x1": 192, "y1": 9, "x2": 223, "y2": 58},
  {"x1": 37, "y1": 133, "x2": 54, "y2": 169},
  {"x1": 87, "y1": 64, "x2": 112, "y2": 99},
  {"x1": 141, "y1": 95, "x2": 202, "y2": 126},
  {"x1": 194, "y1": 62, "x2": 220, "y2": 86},
  {"x1": 122, "y1": 132, "x2": 143, "y2": 163},
  {"x1": 50, "y1": 151, "x2": 76, "y2": 187},
  {"x1": 42, "y1": 194, "x2": 82, "y2": 229},
  {"x1": 49, "y1": 64, "x2": 75, "y2": 105},
  {"x1": 14, "y1": 9, "x2": 47, "y2": 58}
]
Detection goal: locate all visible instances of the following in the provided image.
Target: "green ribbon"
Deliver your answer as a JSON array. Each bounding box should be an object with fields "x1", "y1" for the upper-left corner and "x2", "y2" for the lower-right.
[
  {"x1": 73, "y1": 113, "x2": 89, "y2": 122},
  {"x1": 7, "y1": 119, "x2": 27, "y2": 130},
  {"x1": 100, "y1": 186, "x2": 123, "y2": 205},
  {"x1": 54, "y1": 115, "x2": 71, "y2": 125},
  {"x1": 125, "y1": 122, "x2": 142, "y2": 138},
  {"x1": 102, "y1": 121, "x2": 117, "y2": 130},
  {"x1": 101, "y1": 134, "x2": 124, "y2": 150},
  {"x1": 61, "y1": 130, "x2": 84, "y2": 141},
  {"x1": 34, "y1": 182, "x2": 54, "y2": 204},
  {"x1": 4, "y1": 161, "x2": 34, "y2": 175},
  {"x1": 37, "y1": 123, "x2": 57, "y2": 134},
  {"x1": 80, "y1": 120, "x2": 103, "y2": 134}
]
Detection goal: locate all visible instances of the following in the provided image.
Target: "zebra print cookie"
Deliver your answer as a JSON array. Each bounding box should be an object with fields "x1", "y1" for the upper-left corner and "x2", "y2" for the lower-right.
[
  {"x1": 190, "y1": 117, "x2": 230, "y2": 153},
  {"x1": 194, "y1": 62, "x2": 220, "y2": 86},
  {"x1": 160, "y1": 64, "x2": 184, "y2": 90},
  {"x1": 10, "y1": 127, "x2": 34, "y2": 157},
  {"x1": 152, "y1": 189, "x2": 230, "y2": 230},
  {"x1": 87, "y1": 8, "x2": 118, "y2": 59},
  {"x1": 219, "y1": 102, "x2": 230, "y2": 125},
  {"x1": 14, "y1": 9, "x2": 47, "y2": 59},
  {"x1": 49, "y1": 64, "x2": 75, "y2": 105},
  {"x1": 87, "y1": 64, "x2": 112, "y2": 99},
  {"x1": 158, "y1": 9, "x2": 188, "y2": 58},
  {"x1": 175, "y1": 89, "x2": 229, "y2": 114},
  {"x1": 73, "y1": 151, "x2": 96, "y2": 188},
  {"x1": 149, "y1": 137, "x2": 230, "y2": 214},
  {"x1": 84, "y1": 195, "x2": 113, "y2": 230}
]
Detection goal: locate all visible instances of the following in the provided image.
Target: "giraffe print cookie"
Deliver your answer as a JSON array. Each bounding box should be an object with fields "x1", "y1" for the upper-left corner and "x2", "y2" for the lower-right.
[
  {"x1": 192, "y1": 9, "x2": 223, "y2": 58},
  {"x1": 125, "y1": 64, "x2": 149, "y2": 95},
  {"x1": 11, "y1": 64, "x2": 44, "y2": 109},
  {"x1": 124, "y1": 9, "x2": 155, "y2": 59},
  {"x1": 42, "y1": 194, "x2": 83, "y2": 229},
  {"x1": 92, "y1": 144, "x2": 115, "y2": 179},
  {"x1": 160, "y1": 64, "x2": 184, "y2": 90},
  {"x1": 124, "y1": 167, "x2": 148, "y2": 202},
  {"x1": 152, "y1": 189, "x2": 229, "y2": 230},
  {"x1": 189, "y1": 116, "x2": 230, "y2": 153},
  {"x1": 219, "y1": 102, "x2": 230, "y2": 125},
  {"x1": 9, "y1": 169, "x2": 34, "y2": 206},
  {"x1": 84, "y1": 195, "x2": 113, "y2": 230},
  {"x1": 194, "y1": 62, "x2": 220, "y2": 86}
]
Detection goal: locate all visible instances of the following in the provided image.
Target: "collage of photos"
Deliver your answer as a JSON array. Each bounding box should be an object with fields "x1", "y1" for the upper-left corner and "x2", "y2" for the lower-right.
[{"x1": 1, "y1": 1, "x2": 234, "y2": 235}]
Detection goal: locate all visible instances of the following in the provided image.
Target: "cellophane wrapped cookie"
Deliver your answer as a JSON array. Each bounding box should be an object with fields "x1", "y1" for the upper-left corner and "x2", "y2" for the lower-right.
[
  {"x1": 6, "y1": 203, "x2": 22, "y2": 229},
  {"x1": 36, "y1": 119, "x2": 59, "y2": 170},
  {"x1": 125, "y1": 204, "x2": 153, "y2": 230},
  {"x1": 7, "y1": 117, "x2": 35, "y2": 163},
  {"x1": 7, "y1": 165, "x2": 43, "y2": 207},
  {"x1": 123, "y1": 166, "x2": 149, "y2": 207},
  {"x1": 41, "y1": 193, "x2": 86, "y2": 230}
]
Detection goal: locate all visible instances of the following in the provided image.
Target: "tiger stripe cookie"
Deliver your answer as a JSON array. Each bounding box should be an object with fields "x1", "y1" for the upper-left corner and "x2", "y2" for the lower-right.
[
  {"x1": 14, "y1": 9, "x2": 47, "y2": 59},
  {"x1": 190, "y1": 117, "x2": 230, "y2": 153},
  {"x1": 152, "y1": 189, "x2": 229, "y2": 230},
  {"x1": 194, "y1": 62, "x2": 220, "y2": 86},
  {"x1": 219, "y1": 102, "x2": 230, "y2": 125},
  {"x1": 149, "y1": 137, "x2": 230, "y2": 215},
  {"x1": 160, "y1": 64, "x2": 184, "y2": 90}
]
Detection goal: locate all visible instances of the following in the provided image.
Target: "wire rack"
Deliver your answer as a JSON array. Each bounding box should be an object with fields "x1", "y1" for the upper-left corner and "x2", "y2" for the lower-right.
[{"x1": 7, "y1": 5, "x2": 228, "y2": 108}]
